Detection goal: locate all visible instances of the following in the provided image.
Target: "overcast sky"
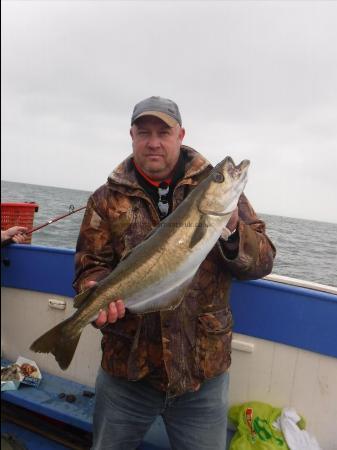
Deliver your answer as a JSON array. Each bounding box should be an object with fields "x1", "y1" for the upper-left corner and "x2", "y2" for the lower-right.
[{"x1": 1, "y1": 1, "x2": 337, "y2": 223}]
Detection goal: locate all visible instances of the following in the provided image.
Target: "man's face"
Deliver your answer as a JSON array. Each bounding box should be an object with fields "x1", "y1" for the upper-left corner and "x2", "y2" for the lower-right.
[{"x1": 130, "y1": 116, "x2": 185, "y2": 180}]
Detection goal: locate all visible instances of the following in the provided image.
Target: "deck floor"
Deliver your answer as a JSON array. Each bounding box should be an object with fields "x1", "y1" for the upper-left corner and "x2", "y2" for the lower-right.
[
  {"x1": 1, "y1": 420, "x2": 234, "y2": 450},
  {"x1": 1, "y1": 360, "x2": 233, "y2": 449},
  {"x1": 2, "y1": 421, "x2": 70, "y2": 450}
]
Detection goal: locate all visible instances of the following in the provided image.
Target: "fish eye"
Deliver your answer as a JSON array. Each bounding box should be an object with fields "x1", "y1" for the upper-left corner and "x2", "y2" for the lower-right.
[{"x1": 213, "y1": 172, "x2": 224, "y2": 183}]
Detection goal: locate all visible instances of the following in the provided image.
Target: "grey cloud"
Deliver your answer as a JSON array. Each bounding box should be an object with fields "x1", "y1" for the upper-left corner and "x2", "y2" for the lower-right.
[{"x1": 2, "y1": 1, "x2": 337, "y2": 222}]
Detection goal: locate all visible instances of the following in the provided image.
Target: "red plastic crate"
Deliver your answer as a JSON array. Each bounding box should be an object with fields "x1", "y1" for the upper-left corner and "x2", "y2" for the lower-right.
[{"x1": 1, "y1": 202, "x2": 39, "y2": 244}]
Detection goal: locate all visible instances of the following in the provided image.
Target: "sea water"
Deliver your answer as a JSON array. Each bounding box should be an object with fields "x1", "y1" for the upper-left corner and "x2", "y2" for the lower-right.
[{"x1": 1, "y1": 180, "x2": 336, "y2": 287}]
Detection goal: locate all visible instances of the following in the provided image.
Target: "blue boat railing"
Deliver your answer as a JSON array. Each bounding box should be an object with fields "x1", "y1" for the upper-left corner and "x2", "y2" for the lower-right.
[{"x1": 1, "y1": 244, "x2": 336, "y2": 359}]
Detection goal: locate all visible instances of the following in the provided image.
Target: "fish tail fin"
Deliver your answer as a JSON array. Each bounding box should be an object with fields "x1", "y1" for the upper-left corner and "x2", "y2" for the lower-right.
[{"x1": 30, "y1": 318, "x2": 83, "y2": 370}]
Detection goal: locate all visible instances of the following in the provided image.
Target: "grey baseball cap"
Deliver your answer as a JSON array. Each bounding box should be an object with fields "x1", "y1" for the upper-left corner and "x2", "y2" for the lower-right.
[{"x1": 131, "y1": 96, "x2": 182, "y2": 127}]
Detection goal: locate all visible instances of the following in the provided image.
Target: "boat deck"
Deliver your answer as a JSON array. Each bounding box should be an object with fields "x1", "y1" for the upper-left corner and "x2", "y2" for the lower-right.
[
  {"x1": 1, "y1": 361, "x2": 94, "y2": 432},
  {"x1": 2, "y1": 422, "x2": 70, "y2": 450}
]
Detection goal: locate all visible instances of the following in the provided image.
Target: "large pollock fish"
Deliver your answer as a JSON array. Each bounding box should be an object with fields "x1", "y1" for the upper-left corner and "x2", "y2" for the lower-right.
[{"x1": 30, "y1": 156, "x2": 249, "y2": 370}]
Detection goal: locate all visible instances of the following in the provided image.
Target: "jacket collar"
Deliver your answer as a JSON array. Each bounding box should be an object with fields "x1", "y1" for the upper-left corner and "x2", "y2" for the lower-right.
[{"x1": 107, "y1": 146, "x2": 211, "y2": 192}]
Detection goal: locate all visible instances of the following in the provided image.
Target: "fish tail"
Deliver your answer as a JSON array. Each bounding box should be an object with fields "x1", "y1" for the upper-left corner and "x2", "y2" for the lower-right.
[{"x1": 30, "y1": 317, "x2": 83, "y2": 370}]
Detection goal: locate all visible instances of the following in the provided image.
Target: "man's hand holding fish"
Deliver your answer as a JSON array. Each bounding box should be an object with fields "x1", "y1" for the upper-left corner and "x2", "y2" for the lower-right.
[{"x1": 83, "y1": 280, "x2": 125, "y2": 328}]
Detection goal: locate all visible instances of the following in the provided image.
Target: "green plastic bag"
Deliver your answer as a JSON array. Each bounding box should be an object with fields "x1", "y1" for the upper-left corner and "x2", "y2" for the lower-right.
[{"x1": 228, "y1": 401, "x2": 305, "y2": 449}]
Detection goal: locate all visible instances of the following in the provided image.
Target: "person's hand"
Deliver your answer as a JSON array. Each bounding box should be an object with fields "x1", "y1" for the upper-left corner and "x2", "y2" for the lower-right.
[
  {"x1": 1, "y1": 226, "x2": 28, "y2": 243},
  {"x1": 12, "y1": 228, "x2": 28, "y2": 243},
  {"x1": 226, "y1": 207, "x2": 239, "y2": 233},
  {"x1": 95, "y1": 300, "x2": 126, "y2": 328},
  {"x1": 83, "y1": 280, "x2": 126, "y2": 328}
]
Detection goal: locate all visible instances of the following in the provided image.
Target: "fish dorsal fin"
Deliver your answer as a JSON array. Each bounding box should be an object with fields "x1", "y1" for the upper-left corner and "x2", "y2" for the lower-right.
[
  {"x1": 120, "y1": 225, "x2": 159, "y2": 261},
  {"x1": 142, "y1": 225, "x2": 160, "y2": 242},
  {"x1": 73, "y1": 285, "x2": 97, "y2": 309},
  {"x1": 120, "y1": 248, "x2": 132, "y2": 261},
  {"x1": 189, "y1": 215, "x2": 208, "y2": 248}
]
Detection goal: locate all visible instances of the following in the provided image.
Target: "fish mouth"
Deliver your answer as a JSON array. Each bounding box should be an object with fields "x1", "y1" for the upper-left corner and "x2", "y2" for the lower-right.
[
  {"x1": 198, "y1": 157, "x2": 250, "y2": 216},
  {"x1": 237, "y1": 159, "x2": 250, "y2": 171},
  {"x1": 222, "y1": 156, "x2": 250, "y2": 168},
  {"x1": 214, "y1": 157, "x2": 250, "y2": 180},
  {"x1": 224, "y1": 157, "x2": 250, "y2": 176}
]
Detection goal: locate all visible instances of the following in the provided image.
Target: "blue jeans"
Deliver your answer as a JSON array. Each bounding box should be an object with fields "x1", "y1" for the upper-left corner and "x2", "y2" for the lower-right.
[{"x1": 92, "y1": 368, "x2": 229, "y2": 450}]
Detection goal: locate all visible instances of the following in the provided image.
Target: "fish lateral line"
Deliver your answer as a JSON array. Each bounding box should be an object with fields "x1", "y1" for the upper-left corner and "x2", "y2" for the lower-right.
[{"x1": 198, "y1": 208, "x2": 232, "y2": 217}]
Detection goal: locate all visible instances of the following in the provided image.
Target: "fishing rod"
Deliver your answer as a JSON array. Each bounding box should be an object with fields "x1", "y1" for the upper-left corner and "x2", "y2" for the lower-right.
[
  {"x1": 26, "y1": 205, "x2": 86, "y2": 235},
  {"x1": 1, "y1": 205, "x2": 86, "y2": 248}
]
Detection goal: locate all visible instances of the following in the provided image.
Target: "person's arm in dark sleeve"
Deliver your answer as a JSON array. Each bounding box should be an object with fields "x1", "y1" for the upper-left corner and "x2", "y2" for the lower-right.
[
  {"x1": 73, "y1": 195, "x2": 118, "y2": 294},
  {"x1": 217, "y1": 193, "x2": 276, "y2": 280}
]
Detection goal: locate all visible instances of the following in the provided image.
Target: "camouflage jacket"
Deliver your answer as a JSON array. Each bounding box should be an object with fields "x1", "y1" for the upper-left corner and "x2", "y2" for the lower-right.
[{"x1": 73, "y1": 146, "x2": 276, "y2": 396}]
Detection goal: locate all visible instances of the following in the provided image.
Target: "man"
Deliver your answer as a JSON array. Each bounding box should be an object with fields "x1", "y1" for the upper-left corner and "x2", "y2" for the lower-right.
[{"x1": 74, "y1": 96, "x2": 276, "y2": 450}]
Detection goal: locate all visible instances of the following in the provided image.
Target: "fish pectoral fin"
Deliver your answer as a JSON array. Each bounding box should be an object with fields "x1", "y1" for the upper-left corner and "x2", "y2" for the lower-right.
[
  {"x1": 131, "y1": 289, "x2": 186, "y2": 315},
  {"x1": 189, "y1": 215, "x2": 208, "y2": 248},
  {"x1": 73, "y1": 285, "x2": 97, "y2": 309},
  {"x1": 128, "y1": 274, "x2": 195, "y2": 315},
  {"x1": 164, "y1": 290, "x2": 186, "y2": 311}
]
